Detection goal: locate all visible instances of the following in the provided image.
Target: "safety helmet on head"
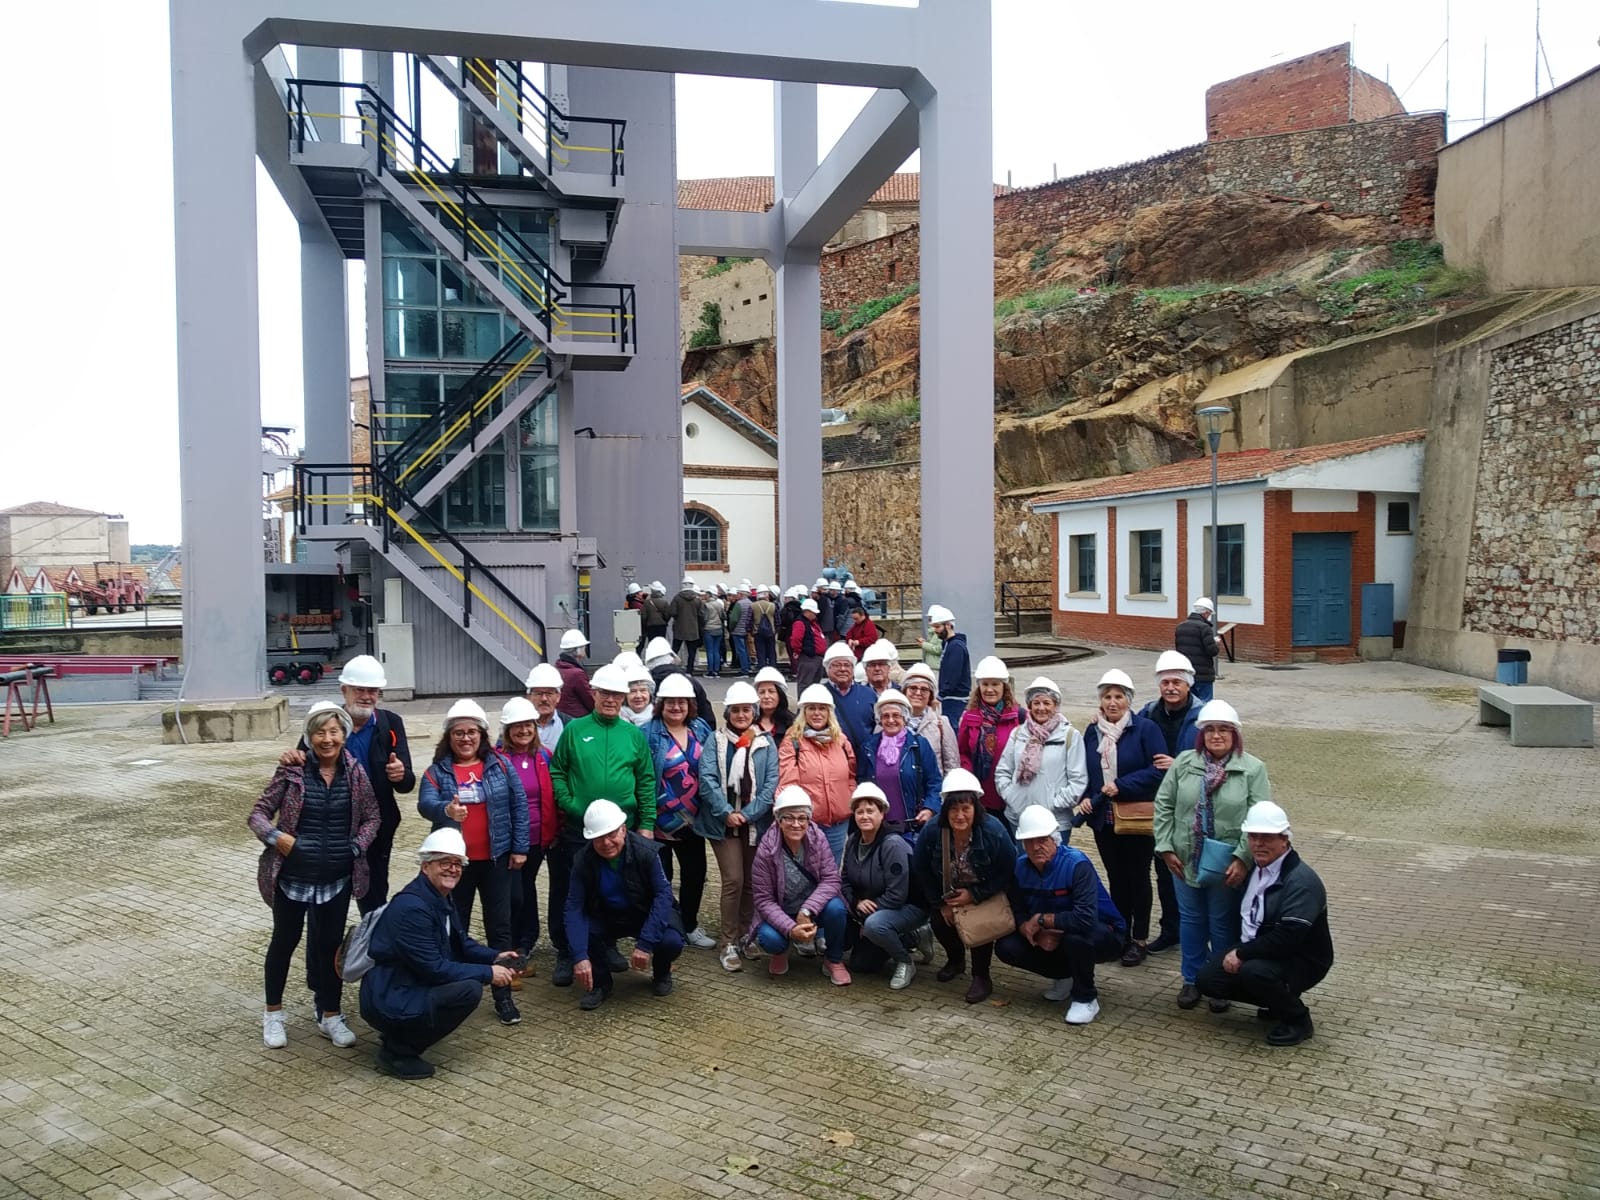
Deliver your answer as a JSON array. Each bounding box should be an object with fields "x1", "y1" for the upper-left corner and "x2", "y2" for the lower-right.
[
  {"x1": 823, "y1": 641, "x2": 855, "y2": 664},
  {"x1": 723, "y1": 681, "x2": 759, "y2": 708},
  {"x1": 611, "y1": 650, "x2": 644, "y2": 674},
  {"x1": 499, "y1": 697, "x2": 539, "y2": 727},
  {"x1": 1096, "y1": 669, "x2": 1136, "y2": 696},
  {"x1": 901, "y1": 663, "x2": 937, "y2": 689},
  {"x1": 814, "y1": 577, "x2": 829, "y2": 590},
  {"x1": 844, "y1": 581, "x2": 860, "y2": 593},
  {"x1": 1191, "y1": 596, "x2": 1215, "y2": 614},
  {"x1": 753, "y1": 666, "x2": 788, "y2": 689},
  {"x1": 800, "y1": 598, "x2": 819, "y2": 614},
  {"x1": 650, "y1": 580, "x2": 665, "y2": 595},
  {"x1": 625, "y1": 582, "x2": 641, "y2": 595},
  {"x1": 773, "y1": 785, "x2": 813, "y2": 815},
  {"x1": 1014, "y1": 805, "x2": 1060, "y2": 841},
  {"x1": 1153, "y1": 651, "x2": 1195, "y2": 682},
  {"x1": 851, "y1": 782, "x2": 889, "y2": 811},
  {"x1": 559, "y1": 628, "x2": 589, "y2": 651},
  {"x1": 444, "y1": 698, "x2": 489, "y2": 730},
  {"x1": 1241, "y1": 800, "x2": 1291, "y2": 835},
  {"x1": 582, "y1": 799, "x2": 627, "y2": 840},
  {"x1": 1195, "y1": 698, "x2": 1241, "y2": 730},
  {"x1": 625, "y1": 663, "x2": 654, "y2": 687},
  {"x1": 418, "y1": 828, "x2": 468, "y2": 861},
  {"x1": 940, "y1": 767, "x2": 983, "y2": 798},
  {"x1": 862, "y1": 640, "x2": 896, "y2": 664},
  {"x1": 643, "y1": 637, "x2": 676, "y2": 666},
  {"x1": 1023, "y1": 676, "x2": 1061, "y2": 699},
  {"x1": 973, "y1": 655, "x2": 1010, "y2": 681},
  {"x1": 590, "y1": 664, "x2": 630, "y2": 695},
  {"x1": 656, "y1": 673, "x2": 696, "y2": 700},
  {"x1": 525, "y1": 662, "x2": 562, "y2": 691},
  {"x1": 873, "y1": 688, "x2": 912, "y2": 717},
  {"x1": 926, "y1": 604, "x2": 955, "y2": 625},
  {"x1": 304, "y1": 700, "x2": 353, "y2": 740},
  {"x1": 338, "y1": 655, "x2": 387, "y2": 689},
  {"x1": 682, "y1": 576, "x2": 695, "y2": 588},
  {"x1": 798, "y1": 683, "x2": 835, "y2": 708}
]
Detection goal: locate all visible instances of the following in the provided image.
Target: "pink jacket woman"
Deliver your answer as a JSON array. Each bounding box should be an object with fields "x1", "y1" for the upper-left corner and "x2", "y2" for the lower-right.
[{"x1": 748, "y1": 819, "x2": 842, "y2": 939}]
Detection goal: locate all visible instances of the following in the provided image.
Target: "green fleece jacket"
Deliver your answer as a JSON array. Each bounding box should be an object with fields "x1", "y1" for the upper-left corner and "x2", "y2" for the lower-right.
[
  {"x1": 1153, "y1": 748, "x2": 1271, "y2": 884},
  {"x1": 550, "y1": 711, "x2": 657, "y2": 833}
]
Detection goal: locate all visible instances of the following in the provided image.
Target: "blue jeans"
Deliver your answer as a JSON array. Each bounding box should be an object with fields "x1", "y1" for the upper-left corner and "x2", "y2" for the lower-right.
[
  {"x1": 703, "y1": 633, "x2": 724, "y2": 676},
  {"x1": 756, "y1": 896, "x2": 848, "y2": 963},
  {"x1": 855, "y1": 903, "x2": 928, "y2": 965},
  {"x1": 1171, "y1": 871, "x2": 1242, "y2": 984},
  {"x1": 1191, "y1": 680, "x2": 1215, "y2": 703},
  {"x1": 819, "y1": 820, "x2": 849, "y2": 862},
  {"x1": 731, "y1": 633, "x2": 751, "y2": 675},
  {"x1": 755, "y1": 631, "x2": 777, "y2": 670}
]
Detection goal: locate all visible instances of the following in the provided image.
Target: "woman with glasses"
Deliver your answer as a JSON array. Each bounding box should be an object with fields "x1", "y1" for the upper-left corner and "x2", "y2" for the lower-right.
[
  {"x1": 901, "y1": 664, "x2": 959, "y2": 772},
  {"x1": 957, "y1": 656, "x2": 1025, "y2": 827},
  {"x1": 749, "y1": 787, "x2": 851, "y2": 985},
  {"x1": 418, "y1": 698, "x2": 530, "y2": 1028}
]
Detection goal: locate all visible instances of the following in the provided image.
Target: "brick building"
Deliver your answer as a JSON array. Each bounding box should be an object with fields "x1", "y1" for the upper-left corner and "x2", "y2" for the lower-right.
[
  {"x1": 1206, "y1": 44, "x2": 1404, "y2": 141},
  {"x1": 1030, "y1": 431, "x2": 1424, "y2": 663}
]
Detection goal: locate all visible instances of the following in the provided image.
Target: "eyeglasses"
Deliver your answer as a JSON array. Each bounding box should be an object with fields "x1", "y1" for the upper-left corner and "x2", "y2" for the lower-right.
[
  {"x1": 427, "y1": 859, "x2": 465, "y2": 871},
  {"x1": 777, "y1": 814, "x2": 811, "y2": 825},
  {"x1": 450, "y1": 727, "x2": 480, "y2": 738}
]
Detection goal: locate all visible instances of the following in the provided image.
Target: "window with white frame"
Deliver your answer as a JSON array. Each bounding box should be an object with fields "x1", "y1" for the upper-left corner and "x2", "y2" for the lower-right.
[{"x1": 683, "y1": 507, "x2": 723, "y2": 567}]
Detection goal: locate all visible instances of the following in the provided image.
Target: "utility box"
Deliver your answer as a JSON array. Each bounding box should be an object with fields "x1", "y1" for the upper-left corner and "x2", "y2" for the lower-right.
[
  {"x1": 1496, "y1": 648, "x2": 1531, "y2": 686},
  {"x1": 612, "y1": 607, "x2": 640, "y2": 651},
  {"x1": 377, "y1": 623, "x2": 415, "y2": 697},
  {"x1": 1359, "y1": 583, "x2": 1395, "y2": 661}
]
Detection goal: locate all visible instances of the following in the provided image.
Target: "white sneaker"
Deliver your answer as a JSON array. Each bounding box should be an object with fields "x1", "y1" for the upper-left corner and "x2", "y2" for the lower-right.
[
  {"x1": 262, "y1": 1009, "x2": 287, "y2": 1049},
  {"x1": 686, "y1": 926, "x2": 717, "y2": 950},
  {"x1": 1064, "y1": 998, "x2": 1101, "y2": 1025},
  {"x1": 316, "y1": 1012, "x2": 357, "y2": 1047},
  {"x1": 719, "y1": 943, "x2": 744, "y2": 972},
  {"x1": 889, "y1": 960, "x2": 917, "y2": 991},
  {"x1": 1041, "y1": 978, "x2": 1073, "y2": 1003}
]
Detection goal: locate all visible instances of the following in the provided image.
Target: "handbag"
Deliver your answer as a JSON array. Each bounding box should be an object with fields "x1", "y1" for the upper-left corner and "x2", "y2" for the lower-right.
[
  {"x1": 1112, "y1": 799, "x2": 1154, "y2": 836},
  {"x1": 942, "y1": 831, "x2": 1016, "y2": 948},
  {"x1": 1194, "y1": 836, "x2": 1236, "y2": 887}
]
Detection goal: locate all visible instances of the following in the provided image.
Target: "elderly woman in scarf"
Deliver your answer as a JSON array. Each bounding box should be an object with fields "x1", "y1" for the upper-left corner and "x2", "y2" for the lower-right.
[
  {"x1": 901, "y1": 663, "x2": 959, "y2": 772},
  {"x1": 1153, "y1": 699, "x2": 1271, "y2": 1012},
  {"x1": 994, "y1": 676, "x2": 1086, "y2": 841},
  {"x1": 1073, "y1": 669, "x2": 1167, "y2": 967},
  {"x1": 957, "y1": 656, "x2": 1024, "y2": 827},
  {"x1": 711, "y1": 681, "x2": 779, "y2": 972},
  {"x1": 857, "y1": 689, "x2": 943, "y2": 844}
]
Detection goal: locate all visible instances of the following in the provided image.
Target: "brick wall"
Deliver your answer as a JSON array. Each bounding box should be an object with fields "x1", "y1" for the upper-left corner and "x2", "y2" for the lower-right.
[
  {"x1": 821, "y1": 226, "x2": 921, "y2": 314},
  {"x1": 1205, "y1": 44, "x2": 1403, "y2": 141},
  {"x1": 1462, "y1": 311, "x2": 1600, "y2": 644}
]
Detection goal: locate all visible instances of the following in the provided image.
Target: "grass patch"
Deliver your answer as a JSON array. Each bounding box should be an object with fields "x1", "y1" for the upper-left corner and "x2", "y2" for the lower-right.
[
  {"x1": 995, "y1": 284, "x2": 1121, "y2": 320},
  {"x1": 853, "y1": 396, "x2": 920, "y2": 429},
  {"x1": 702, "y1": 256, "x2": 752, "y2": 278},
  {"x1": 1028, "y1": 245, "x2": 1052, "y2": 272},
  {"x1": 1310, "y1": 241, "x2": 1484, "y2": 316},
  {"x1": 833, "y1": 282, "x2": 920, "y2": 335},
  {"x1": 687, "y1": 300, "x2": 722, "y2": 349},
  {"x1": 820, "y1": 309, "x2": 843, "y2": 332}
]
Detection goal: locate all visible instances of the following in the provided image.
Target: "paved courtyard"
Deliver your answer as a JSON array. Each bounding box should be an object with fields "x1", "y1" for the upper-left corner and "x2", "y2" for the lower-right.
[{"x1": 2, "y1": 651, "x2": 1597, "y2": 1200}]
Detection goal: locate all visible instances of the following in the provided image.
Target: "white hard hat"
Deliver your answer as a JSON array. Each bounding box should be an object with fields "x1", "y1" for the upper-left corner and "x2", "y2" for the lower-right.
[
  {"x1": 828, "y1": 580, "x2": 842, "y2": 591},
  {"x1": 800, "y1": 598, "x2": 819, "y2": 614},
  {"x1": 940, "y1": 767, "x2": 983, "y2": 797},
  {"x1": 773, "y1": 785, "x2": 813, "y2": 815},
  {"x1": 1097, "y1": 669, "x2": 1136, "y2": 695},
  {"x1": 338, "y1": 655, "x2": 387, "y2": 689},
  {"x1": 612, "y1": 651, "x2": 644, "y2": 673},
  {"x1": 814, "y1": 578, "x2": 829, "y2": 590},
  {"x1": 1191, "y1": 596, "x2": 1215, "y2": 613},
  {"x1": 823, "y1": 641, "x2": 855, "y2": 663},
  {"x1": 1154, "y1": 651, "x2": 1195, "y2": 680},
  {"x1": 740, "y1": 578, "x2": 752, "y2": 589},
  {"x1": 851, "y1": 781, "x2": 888, "y2": 810},
  {"x1": 901, "y1": 663, "x2": 937, "y2": 688},
  {"x1": 583, "y1": 799, "x2": 627, "y2": 840},
  {"x1": 724, "y1": 681, "x2": 759, "y2": 707},
  {"x1": 1241, "y1": 800, "x2": 1291, "y2": 835},
  {"x1": 853, "y1": 663, "x2": 866, "y2": 685},
  {"x1": 559, "y1": 628, "x2": 589, "y2": 651},
  {"x1": 304, "y1": 700, "x2": 352, "y2": 740},
  {"x1": 625, "y1": 663, "x2": 655, "y2": 686},
  {"x1": 444, "y1": 698, "x2": 489, "y2": 730},
  {"x1": 1023, "y1": 676, "x2": 1061, "y2": 698},
  {"x1": 418, "y1": 828, "x2": 468, "y2": 860},
  {"x1": 798, "y1": 683, "x2": 835, "y2": 708},
  {"x1": 643, "y1": 636, "x2": 676, "y2": 665},
  {"x1": 873, "y1": 688, "x2": 912, "y2": 717},
  {"x1": 590, "y1": 664, "x2": 630, "y2": 694},
  {"x1": 682, "y1": 576, "x2": 695, "y2": 587},
  {"x1": 844, "y1": 581, "x2": 860, "y2": 593},
  {"x1": 927, "y1": 604, "x2": 955, "y2": 624},
  {"x1": 650, "y1": 580, "x2": 665, "y2": 594},
  {"x1": 525, "y1": 662, "x2": 562, "y2": 690},
  {"x1": 862, "y1": 641, "x2": 896, "y2": 664},
  {"x1": 1014, "y1": 804, "x2": 1060, "y2": 841},
  {"x1": 626, "y1": 582, "x2": 641, "y2": 595},
  {"x1": 753, "y1": 667, "x2": 788, "y2": 688},
  {"x1": 973, "y1": 655, "x2": 1009, "y2": 681},
  {"x1": 500, "y1": 697, "x2": 539, "y2": 726},
  {"x1": 1195, "y1": 698, "x2": 1241, "y2": 730},
  {"x1": 656, "y1": 673, "x2": 696, "y2": 700}
]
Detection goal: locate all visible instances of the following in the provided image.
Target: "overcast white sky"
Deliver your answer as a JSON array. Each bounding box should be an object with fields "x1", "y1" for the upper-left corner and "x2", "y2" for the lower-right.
[{"x1": 2, "y1": 0, "x2": 1594, "y2": 543}]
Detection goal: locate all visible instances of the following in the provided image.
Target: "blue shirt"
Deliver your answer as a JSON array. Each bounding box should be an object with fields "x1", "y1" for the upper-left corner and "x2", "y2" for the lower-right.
[
  {"x1": 346, "y1": 718, "x2": 376, "y2": 771},
  {"x1": 596, "y1": 857, "x2": 630, "y2": 912}
]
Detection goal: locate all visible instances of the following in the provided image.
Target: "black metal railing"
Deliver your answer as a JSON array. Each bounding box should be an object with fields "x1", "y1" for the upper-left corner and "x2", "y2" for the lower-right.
[
  {"x1": 997, "y1": 579, "x2": 1053, "y2": 637},
  {"x1": 293, "y1": 461, "x2": 546, "y2": 658},
  {"x1": 476, "y1": 58, "x2": 626, "y2": 186},
  {"x1": 285, "y1": 77, "x2": 635, "y2": 352}
]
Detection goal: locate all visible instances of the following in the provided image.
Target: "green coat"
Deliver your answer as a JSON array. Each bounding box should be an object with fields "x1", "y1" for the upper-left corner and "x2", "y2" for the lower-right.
[
  {"x1": 917, "y1": 634, "x2": 943, "y2": 669},
  {"x1": 549, "y1": 712, "x2": 657, "y2": 834},
  {"x1": 1153, "y1": 749, "x2": 1271, "y2": 884}
]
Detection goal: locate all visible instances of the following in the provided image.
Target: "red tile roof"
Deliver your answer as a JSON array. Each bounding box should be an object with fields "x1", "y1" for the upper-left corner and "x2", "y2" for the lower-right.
[
  {"x1": 677, "y1": 173, "x2": 1007, "y2": 212},
  {"x1": 1031, "y1": 430, "x2": 1425, "y2": 509}
]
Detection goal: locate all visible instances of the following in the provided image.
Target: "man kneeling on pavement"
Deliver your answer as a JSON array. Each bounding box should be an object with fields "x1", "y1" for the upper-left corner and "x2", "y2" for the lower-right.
[
  {"x1": 565, "y1": 798, "x2": 685, "y2": 1010},
  {"x1": 358, "y1": 829, "x2": 521, "y2": 1080},
  {"x1": 1196, "y1": 801, "x2": 1333, "y2": 1046}
]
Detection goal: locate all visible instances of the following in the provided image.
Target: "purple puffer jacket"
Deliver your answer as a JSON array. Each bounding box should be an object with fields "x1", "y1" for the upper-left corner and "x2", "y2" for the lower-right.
[{"x1": 748, "y1": 820, "x2": 841, "y2": 939}]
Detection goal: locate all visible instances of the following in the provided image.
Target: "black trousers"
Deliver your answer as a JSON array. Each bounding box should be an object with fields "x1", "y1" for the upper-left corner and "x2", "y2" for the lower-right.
[
  {"x1": 754, "y1": 631, "x2": 777, "y2": 670},
  {"x1": 930, "y1": 908, "x2": 993, "y2": 978},
  {"x1": 1195, "y1": 953, "x2": 1325, "y2": 1020},
  {"x1": 995, "y1": 923, "x2": 1123, "y2": 1003},
  {"x1": 265, "y1": 882, "x2": 351, "y2": 1015},
  {"x1": 674, "y1": 637, "x2": 702, "y2": 673},
  {"x1": 359, "y1": 809, "x2": 402, "y2": 916},
  {"x1": 452, "y1": 854, "x2": 513, "y2": 951},
  {"x1": 1094, "y1": 826, "x2": 1155, "y2": 944},
  {"x1": 360, "y1": 979, "x2": 483, "y2": 1058},
  {"x1": 546, "y1": 832, "x2": 585, "y2": 956},
  {"x1": 510, "y1": 846, "x2": 548, "y2": 954},
  {"x1": 1153, "y1": 851, "x2": 1179, "y2": 939},
  {"x1": 586, "y1": 914, "x2": 684, "y2": 991},
  {"x1": 658, "y1": 832, "x2": 708, "y2": 930}
]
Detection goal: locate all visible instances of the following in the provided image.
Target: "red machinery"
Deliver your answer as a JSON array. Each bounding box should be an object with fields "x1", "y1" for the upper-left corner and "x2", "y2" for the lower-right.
[{"x1": 65, "y1": 565, "x2": 146, "y2": 615}]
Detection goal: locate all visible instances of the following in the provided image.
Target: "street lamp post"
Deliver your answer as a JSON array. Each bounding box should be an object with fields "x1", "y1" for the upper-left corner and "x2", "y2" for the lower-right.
[{"x1": 1197, "y1": 406, "x2": 1230, "y2": 649}]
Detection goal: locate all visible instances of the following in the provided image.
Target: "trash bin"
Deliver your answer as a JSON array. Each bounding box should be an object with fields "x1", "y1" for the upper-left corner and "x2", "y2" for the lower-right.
[{"x1": 1496, "y1": 648, "x2": 1531, "y2": 686}]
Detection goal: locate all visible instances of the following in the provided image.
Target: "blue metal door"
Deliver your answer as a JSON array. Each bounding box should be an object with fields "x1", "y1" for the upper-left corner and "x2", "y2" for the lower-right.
[{"x1": 1291, "y1": 533, "x2": 1352, "y2": 646}]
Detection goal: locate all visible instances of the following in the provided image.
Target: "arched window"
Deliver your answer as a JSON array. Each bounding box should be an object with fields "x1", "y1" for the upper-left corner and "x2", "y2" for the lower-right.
[{"x1": 683, "y1": 504, "x2": 727, "y2": 569}]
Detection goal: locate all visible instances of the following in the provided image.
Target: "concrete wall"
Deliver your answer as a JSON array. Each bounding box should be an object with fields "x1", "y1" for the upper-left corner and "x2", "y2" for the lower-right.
[
  {"x1": 107, "y1": 520, "x2": 131, "y2": 565},
  {"x1": 679, "y1": 257, "x2": 774, "y2": 352},
  {"x1": 0, "y1": 513, "x2": 113, "y2": 580},
  {"x1": 1402, "y1": 291, "x2": 1600, "y2": 697},
  {"x1": 1436, "y1": 66, "x2": 1600, "y2": 290},
  {"x1": 1205, "y1": 44, "x2": 1404, "y2": 141}
]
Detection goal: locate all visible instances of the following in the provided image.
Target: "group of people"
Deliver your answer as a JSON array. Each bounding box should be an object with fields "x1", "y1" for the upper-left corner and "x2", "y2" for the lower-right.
[{"x1": 247, "y1": 601, "x2": 1332, "y2": 1080}]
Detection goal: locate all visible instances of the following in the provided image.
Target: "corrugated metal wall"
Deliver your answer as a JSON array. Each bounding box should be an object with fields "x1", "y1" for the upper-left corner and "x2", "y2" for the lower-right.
[{"x1": 379, "y1": 559, "x2": 547, "y2": 698}]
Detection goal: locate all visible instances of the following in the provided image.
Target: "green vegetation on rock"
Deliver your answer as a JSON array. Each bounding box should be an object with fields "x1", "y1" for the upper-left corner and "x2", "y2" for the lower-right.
[{"x1": 688, "y1": 300, "x2": 723, "y2": 349}]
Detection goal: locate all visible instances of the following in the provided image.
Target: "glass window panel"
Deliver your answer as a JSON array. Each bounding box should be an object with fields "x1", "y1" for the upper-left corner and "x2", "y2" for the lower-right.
[
  {"x1": 517, "y1": 393, "x2": 559, "y2": 532},
  {"x1": 1070, "y1": 534, "x2": 1096, "y2": 593},
  {"x1": 381, "y1": 205, "x2": 431, "y2": 255},
  {"x1": 384, "y1": 308, "x2": 439, "y2": 359},
  {"x1": 1135, "y1": 530, "x2": 1162, "y2": 594},
  {"x1": 382, "y1": 256, "x2": 440, "y2": 308},
  {"x1": 440, "y1": 310, "x2": 504, "y2": 360},
  {"x1": 443, "y1": 452, "x2": 505, "y2": 531},
  {"x1": 1201, "y1": 524, "x2": 1246, "y2": 597}
]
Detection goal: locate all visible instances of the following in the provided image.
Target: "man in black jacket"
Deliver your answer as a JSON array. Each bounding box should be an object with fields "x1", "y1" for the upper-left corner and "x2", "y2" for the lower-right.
[
  {"x1": 1196, "y1": 801, "x2": 1333, "y2": 1046},
  {"x1": 1173, "y1": 597, "x2": 1221, "y2": 702}
]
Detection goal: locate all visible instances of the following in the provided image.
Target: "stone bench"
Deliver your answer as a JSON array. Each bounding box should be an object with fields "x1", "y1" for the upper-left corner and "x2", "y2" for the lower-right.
[{"x1": 1477, "y1": 685, "x2": 1594, "y2": 748}]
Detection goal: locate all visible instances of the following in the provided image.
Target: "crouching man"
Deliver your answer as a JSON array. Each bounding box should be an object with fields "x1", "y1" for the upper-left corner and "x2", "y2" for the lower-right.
[
  {"x1": 566, "y1": 799, "x2": 685, "y2": 1011},
  {"x1": 358, "y1": 829, "x2": 520, "y2": 1079},
  {"x1": 1196, "y1": 801, "x2": 1334, "y2": 1046}
]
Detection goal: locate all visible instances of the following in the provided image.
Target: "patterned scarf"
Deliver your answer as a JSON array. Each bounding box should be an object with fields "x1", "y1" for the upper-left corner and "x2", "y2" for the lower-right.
[
  {"x1": 722, "y1": 728, "x2": 755, "y2": 810},
  {"x1": 802, "y1": 727, "x2": 833, "y2": 745},
  {"x1": 1190, "y1": 734, "x2": 1238, "y2": 868},
  {"x1": 1094, "y1": 710, "x2": 1131, "y2": 780},
  {"x1": 1016, "y1": 712, "x2": 1063, "y2": 785},
  {"x1": 970, "y1": 702, "x2": 1006, "y2": 781},
  {"x1": 878, "y1": 729, "x2": 908, "y2": 769}
]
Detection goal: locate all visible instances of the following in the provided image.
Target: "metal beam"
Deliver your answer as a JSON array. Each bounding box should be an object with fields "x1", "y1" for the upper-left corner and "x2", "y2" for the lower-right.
[
  {"x1": 676, "y1": 208, "x2": 780, "y2": 260},
  {"x1": 781, "y1": 89, "x2": 919, "y2": 252}
]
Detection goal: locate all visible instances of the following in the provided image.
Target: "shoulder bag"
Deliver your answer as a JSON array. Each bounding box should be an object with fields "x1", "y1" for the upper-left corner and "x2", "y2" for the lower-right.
[
  {"x1": 942, "y1": 830, "x2": 1015, "y2": 948},
  {"x1": 1111, "y1": 799, "x2": 1154, "y2": 836}
]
